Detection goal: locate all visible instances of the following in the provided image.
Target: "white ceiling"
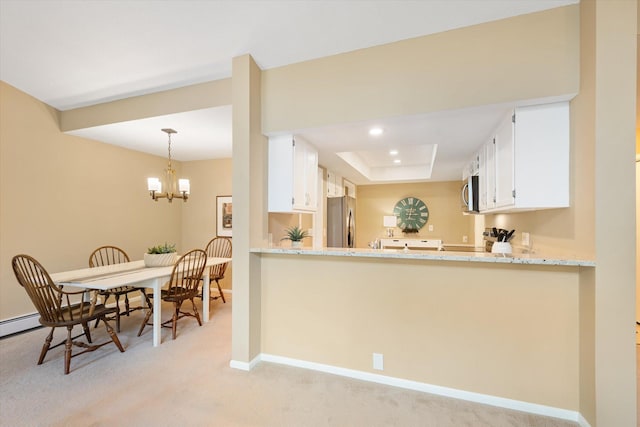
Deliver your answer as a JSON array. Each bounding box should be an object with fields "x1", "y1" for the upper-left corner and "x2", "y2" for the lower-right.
[{"x1": 0, "y1": 0, "x2": 578, "y2": 184}]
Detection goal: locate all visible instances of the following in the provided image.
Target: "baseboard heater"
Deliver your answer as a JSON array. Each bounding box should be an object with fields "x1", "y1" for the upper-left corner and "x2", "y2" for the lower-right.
[
  {"x1": 1, "y1": 290, "x2": 232, "y2": 338},
  {"x1": 0, "y1": 312, "x2": 41, "y2": 337}
]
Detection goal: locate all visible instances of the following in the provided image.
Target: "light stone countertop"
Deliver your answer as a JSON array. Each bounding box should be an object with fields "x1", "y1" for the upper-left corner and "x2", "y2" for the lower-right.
[{"x1": 251, "y1": 246, "x2": 595, "y2": 267}]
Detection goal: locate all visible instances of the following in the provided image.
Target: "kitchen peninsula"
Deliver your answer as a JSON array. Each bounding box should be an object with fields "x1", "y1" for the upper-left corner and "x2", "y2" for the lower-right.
[
  {"x1": 253, "y1": 246, "x2": 594, "y2": 267},
  {"x1": 252, "y1": 245, "x2": 594, "y2": 422}
]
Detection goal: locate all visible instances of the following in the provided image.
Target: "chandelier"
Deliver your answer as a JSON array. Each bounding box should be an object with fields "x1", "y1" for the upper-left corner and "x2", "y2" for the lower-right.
[{"x1": 147, "y1": 128, "x2": 190, "y2": 202}]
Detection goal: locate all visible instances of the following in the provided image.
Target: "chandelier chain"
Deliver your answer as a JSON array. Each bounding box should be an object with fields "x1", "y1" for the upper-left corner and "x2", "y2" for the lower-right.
[{"x1": 167, "y1": 133, "x2": 173, "y2": 169}]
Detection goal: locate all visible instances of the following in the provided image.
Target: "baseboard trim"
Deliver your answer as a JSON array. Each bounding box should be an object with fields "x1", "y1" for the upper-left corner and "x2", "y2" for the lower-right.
[
  {"x1": 0, "y1": 313, "x2": 41, "y2": 337},
  {"x1": 260, "y1": 353, "x2": 588, "y2": 426},
  {"x1": 229, "y1": 354, "x2": 261, "y2": 371}
]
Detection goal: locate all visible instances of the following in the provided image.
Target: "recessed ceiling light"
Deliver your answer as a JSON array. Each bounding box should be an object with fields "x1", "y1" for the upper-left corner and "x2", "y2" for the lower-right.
[
  {"x1": 394, "y1": 159, "x2": 401, "y2": 164},
  {"x1": 369, "y1": 127, "x2": 383, "y2": 136},
  {"x1": 389, "y1": 149, "x2": 398, "y2": 156}
]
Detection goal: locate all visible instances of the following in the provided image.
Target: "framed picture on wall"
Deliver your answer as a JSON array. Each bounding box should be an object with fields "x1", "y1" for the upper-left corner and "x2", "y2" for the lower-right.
[{"x1": 216, "y1": 196, "x2": 232, "y2": 237}]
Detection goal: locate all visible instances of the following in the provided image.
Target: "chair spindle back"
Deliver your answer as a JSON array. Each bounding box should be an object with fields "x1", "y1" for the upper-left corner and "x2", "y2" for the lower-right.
[
  {"x1": 11, "y1": 255, "x2": 87, "y2": 323},
  {"x1": 165, "y1": 249, "x2": 207, "y2": 298},
  {"x1": 204, "y1": 237, "x2": 232, "y2": 280},
  {"x1": 89, "y1": 245, "x2": 130, "y2": 268}
]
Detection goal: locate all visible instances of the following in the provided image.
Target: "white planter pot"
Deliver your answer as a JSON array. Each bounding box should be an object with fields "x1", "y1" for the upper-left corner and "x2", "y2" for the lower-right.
[
  {"x1": 291, "y1": 241, "x2": 303, "y2": 249},
  {"x1": 491, "y1": 242, "x2": 512, "y2": 254},
  {"x1": 144, "y1": 252, "x2": 178, "y2": 267}
]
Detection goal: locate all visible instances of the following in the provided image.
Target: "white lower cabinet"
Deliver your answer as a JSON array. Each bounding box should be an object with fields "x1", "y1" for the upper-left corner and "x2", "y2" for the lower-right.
[
  {"x1": 475, "y1": 101, "x2": 570, "y2": 213},
  {"x1": 268, "y1": 135, "x2": 318, "y2": 212}
]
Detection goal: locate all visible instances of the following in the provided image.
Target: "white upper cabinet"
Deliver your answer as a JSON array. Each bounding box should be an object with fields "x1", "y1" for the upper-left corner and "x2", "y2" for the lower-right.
[
  {"x1": 268, "y1": 135, "x2": 319, "y2": 212},
  {"x1": 326, "y1": 170, "x2": 344, "y2": 197},
  {"x1": 343, "y1": 179, "x2": 356, "y2": 199},
  {"x1": 473, "y1": 101, "x2": 570, "y2": 213},
  {"x1": 478, "y1": 140, "x2": 495, "y2": 211},
  {"x1": 494, "y1": 111, "x2": 515, "y2": 208}
]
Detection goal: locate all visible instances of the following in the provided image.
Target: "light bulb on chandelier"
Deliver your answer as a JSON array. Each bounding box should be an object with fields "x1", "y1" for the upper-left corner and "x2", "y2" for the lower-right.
[{"x1": 147, "y1": 128, "x2": 190, "y2": 203}]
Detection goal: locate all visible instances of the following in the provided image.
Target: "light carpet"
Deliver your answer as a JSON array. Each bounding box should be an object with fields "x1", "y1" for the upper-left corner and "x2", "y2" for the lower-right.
[{"x1": 0, "y1": 296, "x2": 578, "y2": 427}]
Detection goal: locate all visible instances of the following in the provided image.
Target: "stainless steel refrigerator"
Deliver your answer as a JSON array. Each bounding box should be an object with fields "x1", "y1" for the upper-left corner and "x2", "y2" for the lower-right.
[{"x1": 327, "y1": 196, "x2": 356, "y2": 248}]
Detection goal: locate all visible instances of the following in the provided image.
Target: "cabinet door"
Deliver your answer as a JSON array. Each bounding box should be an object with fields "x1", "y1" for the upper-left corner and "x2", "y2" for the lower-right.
[
  {"x1": 334, "y1": 173, "x2": 344, "y2": 197},
  {"x1": 477, "y1": 145, "x2": 487, "y2": 211},
  {"x1": 326, "y1": 170, "x2": 336, "y2": 197},
  {"x1": 304, "y1": 145, "x2": 318, "y2": 209},
  {"x1": 484, "y1": 139, "x2": 496, "y2": 209},
  {"x1": 292, "y1": 138, "x2": 307, "y2": 210},
  {"x1": 344, "y1": 179, "x2": 355, "y2": 198},
  {"x1": 512, "y1": 102, "x2": 570, "y2": 208},
  {"x1": 494, "y1": 112, "x2": 515, "y2": 208},
  {"x1": 326, "y1": 170, "x2": 343, "y2": 197},
  {"x1": 268, "y1": 135, "x2": 317, "y2": 213},
  {"x1": 268, "y1": 135, "x2": 295, "y2": 212}
]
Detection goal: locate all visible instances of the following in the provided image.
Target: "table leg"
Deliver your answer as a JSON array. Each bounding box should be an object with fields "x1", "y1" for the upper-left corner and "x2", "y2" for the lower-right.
[
  {"x1": 202, "y1": 272, "x2": 210, "y2": 323},
  {"x1": 152, "y1": 279, "x2": 161, "y2": 347}
]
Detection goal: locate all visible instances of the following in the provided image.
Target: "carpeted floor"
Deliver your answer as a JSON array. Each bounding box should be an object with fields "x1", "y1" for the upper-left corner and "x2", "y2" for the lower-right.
[{"x1": 0, "y1": 296, "x2": 579, "y2": 427}]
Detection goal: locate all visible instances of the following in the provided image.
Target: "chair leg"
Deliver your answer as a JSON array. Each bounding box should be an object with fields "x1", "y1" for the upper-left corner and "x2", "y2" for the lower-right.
[
  {"x1": 215, "y1": 279, "x2": 226, "y2": 303},
  {"x1": 102, "y1": 316, "x2": 125, "y2": 353},
  {"x1": 82, "y1": 322, "x2": 93, "y2": 343},
  {"x1": 114, "y1": 294, "x2": 121, "y2": 333},
  {"x1": 94, "y1": 294, "x2": 109, "y2": 328},
  {"x1": 137, "y1": 306, "x2": 152, "y2": 337},
  {"x1": 172, "y1": 302, "x2": 180, "y2": 340},
  {"x1": 38, "y1": 327, "x2": 55, "y2": 365},
  {"x1": 64, "y1": 326, "x2": 73, "y2": 375},
  {"x1": 124, "y1": 293, "x2": 131, "y2": 317},
  {"x1": 190, "y1": 298, "x2": 202, "y2": 326}
]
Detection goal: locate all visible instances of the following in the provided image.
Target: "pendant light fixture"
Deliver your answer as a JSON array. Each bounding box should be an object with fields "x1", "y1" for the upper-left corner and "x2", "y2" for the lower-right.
[{"x1": 147, "y1": 128, "x2": 190, "y2": 202}]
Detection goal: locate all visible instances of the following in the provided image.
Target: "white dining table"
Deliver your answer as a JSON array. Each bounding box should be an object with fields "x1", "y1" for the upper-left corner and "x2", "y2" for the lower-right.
[{"x1": 50, "y1": 257, "x2": 231, "y2": 347}]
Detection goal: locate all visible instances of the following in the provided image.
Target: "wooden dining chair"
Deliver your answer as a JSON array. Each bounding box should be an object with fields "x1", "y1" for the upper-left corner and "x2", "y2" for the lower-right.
[
  {"x1": 137, "y1": 249, "x2": 207, "y2": 340},
  {"x1": 202, "y1": 237, "x2": 231, "y2": 303},
  {"x1": 89, "y1": 245, "x2": 146, "y2": 332},
  {"x1": 11, "y1": 254, "x2": 125, "y2": 374}
]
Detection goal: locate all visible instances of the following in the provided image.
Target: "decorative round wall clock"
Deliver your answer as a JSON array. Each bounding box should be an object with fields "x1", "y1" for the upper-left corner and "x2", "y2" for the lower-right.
[{"x1": 393, "y1": 197, "x2": 429, "y2": 232}]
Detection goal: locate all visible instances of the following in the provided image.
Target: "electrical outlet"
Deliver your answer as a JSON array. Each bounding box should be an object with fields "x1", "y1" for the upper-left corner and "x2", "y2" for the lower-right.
[
  {"x1": 428, "y1": 224, "x2": 434, "y2": 232},
  {"x1": 522, "y1": 232, "x2": 530, "y2": 247},
  {"x1": 462, "y1": 235, "x2": 468, "y2": 243},
  {"x1": 373, "y1": 353, "x2": 384, "y2": 370}
]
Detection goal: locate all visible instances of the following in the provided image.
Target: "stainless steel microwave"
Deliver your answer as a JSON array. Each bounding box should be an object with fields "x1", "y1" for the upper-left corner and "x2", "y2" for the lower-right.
[{"x1": 461, "y1": 175, "x2": 479, "y2": 213}]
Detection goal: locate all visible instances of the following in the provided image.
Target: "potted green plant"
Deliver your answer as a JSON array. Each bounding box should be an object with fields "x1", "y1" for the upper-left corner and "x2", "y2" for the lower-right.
[
  {"x1": 144, "y1": 242, "x2": 178, "y2": 267},
  {"x1": 281, "y1": 225, "x2": 309, "y2": 249}
]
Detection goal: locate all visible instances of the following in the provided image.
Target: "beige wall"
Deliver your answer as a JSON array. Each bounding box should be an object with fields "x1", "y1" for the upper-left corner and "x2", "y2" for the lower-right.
[
  {"x1": 61, "y1": 79, "x2": 232, "y2": 131},
  {"x1": 591, "y1": 2, "x2": 637, "y2": 426},
  {"x1": 0, "y1": 81, "x2": 182, "y2": 318},
  {"x1": 231, "y1": 54, "x2": 267, "y2": 364},
  {"x1": 268, "y1": 213, "x2": 314, "y2": 248},
  {"x1": 181, "y1": 159, "x2": 233, "y2": 249},
  {"x1": 0, "y1": 81, "x2": 233, "y2": 319},
  {"x1": 181, "y1": 158, "x2": 233, "y2": 290},
  {"x1": 262, "y1": 6, "x2": 579, "y2": 133},
  {"x1": 261, "y1": 255, "x2": 581, "y2": 410},
  {"x1": 355, "y1": 181, "x2": 473, "y2": 247}
]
